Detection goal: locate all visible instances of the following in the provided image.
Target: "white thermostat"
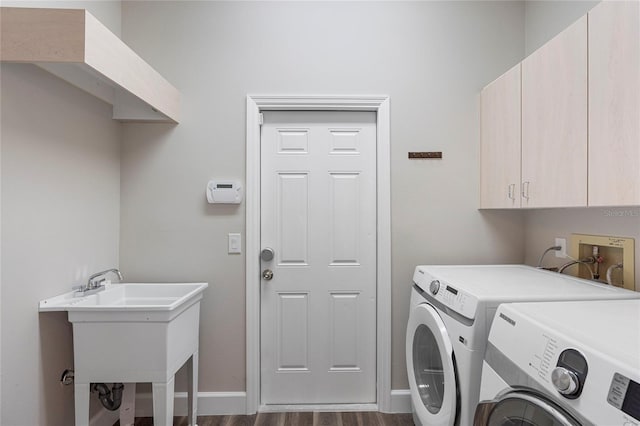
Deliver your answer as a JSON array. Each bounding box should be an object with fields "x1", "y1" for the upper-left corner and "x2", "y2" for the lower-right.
[{"x1": 206, "y1": 180, "x2": 243, "y2": 204}]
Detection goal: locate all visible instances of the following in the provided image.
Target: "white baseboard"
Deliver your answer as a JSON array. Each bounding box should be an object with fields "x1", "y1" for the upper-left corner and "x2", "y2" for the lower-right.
[
  {"x1": 135, "y1": 391, "x2": 247, "y2": 416},
  {"x1": 389, "y1": 389, "x2": 411, "y2": 413},
  {"x1": 259, "y1": 403, "x2": 378, "y2": 413}
]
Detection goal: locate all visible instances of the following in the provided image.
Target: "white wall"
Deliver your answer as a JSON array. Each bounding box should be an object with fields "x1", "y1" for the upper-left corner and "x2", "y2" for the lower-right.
[
  {"x1": 0, "y1": 3, "x2": 122, "y2": 425},
  {"x1": 0, "y1": 63, "x2": 122, "y2": 425},
  {"x1": 524, "y1": 0, "x2": 600, "y2": 55},
  {"x1": 120, "y1": 1, "x2": 526, "y2": 393},
  {"x1": 524, "y1": 208, "x2": 640, "y2": 288},
  {"x1": 522, "y1": 0, "x2": 640, "y2": 291}
]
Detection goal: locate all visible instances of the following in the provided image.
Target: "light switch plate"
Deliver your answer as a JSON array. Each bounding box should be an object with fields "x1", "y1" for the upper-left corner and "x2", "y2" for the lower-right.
[{"x1": 228, "y1": 233, "x2": 241, "y2": 254}]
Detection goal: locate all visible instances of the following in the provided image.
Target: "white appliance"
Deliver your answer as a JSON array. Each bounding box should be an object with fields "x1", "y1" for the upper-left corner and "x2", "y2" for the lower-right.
[
  {"x1": 476, "y1": 300, "x2": 640, "y2": 425},
  {"x1": 406, "y1": 265, "x2": 640, "y2": 426}
]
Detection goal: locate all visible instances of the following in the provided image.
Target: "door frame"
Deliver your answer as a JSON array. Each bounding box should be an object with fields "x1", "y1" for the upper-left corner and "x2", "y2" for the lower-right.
[{"x1": 245, "y1": 95, "x2": 391, "y2": 413}]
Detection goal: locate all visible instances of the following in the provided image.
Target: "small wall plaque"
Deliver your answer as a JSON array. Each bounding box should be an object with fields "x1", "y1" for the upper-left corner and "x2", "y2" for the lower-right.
[{"x1": 408, "y1": 152, "x2": 443, "y2": 159}]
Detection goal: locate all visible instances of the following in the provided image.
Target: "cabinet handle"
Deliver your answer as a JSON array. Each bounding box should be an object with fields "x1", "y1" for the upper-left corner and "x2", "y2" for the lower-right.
[
  {"x1": 521, "y1": 181, "x2": 530, "y2": 200},
  {"x1": 508, "y1": 184, "x2": 516, "y2": 200}
]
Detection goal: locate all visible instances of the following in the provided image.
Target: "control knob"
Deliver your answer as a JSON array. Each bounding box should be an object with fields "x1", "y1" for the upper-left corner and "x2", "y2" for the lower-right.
[
  {"x1": 429, "y1": 280, "x2": 440, "y2": 295},
  {"x1": 551, "y1": 367, "x2": 579, "y2": 396}
]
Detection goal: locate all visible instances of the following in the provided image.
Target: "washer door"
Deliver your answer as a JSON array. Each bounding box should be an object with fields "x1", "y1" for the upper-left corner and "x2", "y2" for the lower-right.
[
  {"x1": 474, "y1": 392, "x2": 580, "y2": 426},
  {"x1": 406, "y1": 302, "x2": 457, "y2": 426}
]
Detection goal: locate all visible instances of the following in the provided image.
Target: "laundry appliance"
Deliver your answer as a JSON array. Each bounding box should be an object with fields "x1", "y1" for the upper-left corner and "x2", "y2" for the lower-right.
[
  {"x1": 406, "y1": 265, "x2": 640, "y2": 426},
  {"x1": 475, "y1": 299, "x2": 640, "y2": 425}
]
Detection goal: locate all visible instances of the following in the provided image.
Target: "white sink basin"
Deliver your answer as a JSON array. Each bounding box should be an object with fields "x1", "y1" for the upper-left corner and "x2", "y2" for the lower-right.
[
  {"x1": 39, "y1": 282, "x2": 207, "y2": 320},
  {"x1": 39, "y1": 282, "x2": 208, "y2": 426}
]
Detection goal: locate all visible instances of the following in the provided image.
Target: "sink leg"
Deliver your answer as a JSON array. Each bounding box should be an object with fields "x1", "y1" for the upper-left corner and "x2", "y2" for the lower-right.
[
  {"x1": 74, "y1": 382, "x2": 90, "y2": 426},
  {"x1": 152, "y1": 376, "x2": 175, "y2": 426},
  {"x1": 187, "y1": 351, "x2": 199, "y2": 426},
  {"x1": 120, "y1": 383, "x2": 136, "y2": 426}
]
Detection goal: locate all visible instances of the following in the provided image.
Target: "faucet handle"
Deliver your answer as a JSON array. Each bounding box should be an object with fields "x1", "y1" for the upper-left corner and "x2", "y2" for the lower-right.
[
  {"x1": 89, "y1": 277, "x2": 107, "y2": 289},
  {"x1": 72, "y1": 284, "x2": 90, "y2": 296}
]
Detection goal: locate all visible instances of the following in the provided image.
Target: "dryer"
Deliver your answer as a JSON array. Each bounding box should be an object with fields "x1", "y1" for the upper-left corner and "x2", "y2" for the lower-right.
[
  {"x1": 475, "y1": 299, "x2": 640, "y2": 425},
  {"x1": 406, "y1": 265, "x2": 640, "y2": 426}
]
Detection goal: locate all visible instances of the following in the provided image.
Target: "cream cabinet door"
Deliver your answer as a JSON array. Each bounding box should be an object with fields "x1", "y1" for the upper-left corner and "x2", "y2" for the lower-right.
[
  {"x1": 588, "y1": 1, "x2": 640, "y2": 206},
  {"x1": 480, "y1": 64, "x2": 521, "y2": 209},
  {"x1": 522, "y1": 16, "x2": 588, "y2": 208}
]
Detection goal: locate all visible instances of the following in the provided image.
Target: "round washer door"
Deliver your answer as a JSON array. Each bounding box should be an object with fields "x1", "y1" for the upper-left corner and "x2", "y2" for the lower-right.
[
  {"x1": 406, "y1": 302, "x2": 457, "y2": 426},
  {"x1": 474, "y1": 392, "x2": 580, "y2": 426}
]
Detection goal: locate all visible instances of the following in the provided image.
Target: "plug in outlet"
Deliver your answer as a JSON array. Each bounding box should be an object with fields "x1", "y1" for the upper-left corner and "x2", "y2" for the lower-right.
[{"x1": 555, "y1": 237, "x2": 567, "y2": 258}]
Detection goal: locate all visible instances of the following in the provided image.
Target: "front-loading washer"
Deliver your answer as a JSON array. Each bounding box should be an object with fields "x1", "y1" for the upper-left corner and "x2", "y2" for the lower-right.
[
  {"x1": 406, "y1": 265, "x2": 640, "y2": 426},
  {"x1": 475, "y1": 299, "x2": 640, "y2": 425}
]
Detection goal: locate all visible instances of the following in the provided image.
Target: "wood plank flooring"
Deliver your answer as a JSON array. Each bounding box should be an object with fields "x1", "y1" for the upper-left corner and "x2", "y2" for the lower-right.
[{"x1": 115, "y1": 412, "x2": 414, "y2": 426}]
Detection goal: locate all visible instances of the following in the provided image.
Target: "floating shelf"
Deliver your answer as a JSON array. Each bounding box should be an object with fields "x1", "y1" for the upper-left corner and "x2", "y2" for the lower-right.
[{"x1": 0, "y1": 7, "x2": 180, "y2": 123}]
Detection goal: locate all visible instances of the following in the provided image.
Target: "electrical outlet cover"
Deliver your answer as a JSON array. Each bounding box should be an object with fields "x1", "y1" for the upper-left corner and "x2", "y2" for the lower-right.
[{"x1": 555, "y1": 238, "x2": 567, "y2": 258}]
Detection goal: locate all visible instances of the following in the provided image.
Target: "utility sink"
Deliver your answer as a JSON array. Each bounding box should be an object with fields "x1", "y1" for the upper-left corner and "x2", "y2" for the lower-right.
[
  {"x1": 40, "y1": 282, "x2": 207, "y2": 320},
  {"x1": 39, "y1": 282, "x2": 208, "y2": 426}
]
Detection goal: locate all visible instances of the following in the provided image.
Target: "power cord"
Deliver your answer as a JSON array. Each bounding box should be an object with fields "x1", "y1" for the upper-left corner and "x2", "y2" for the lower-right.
[{"x1": 537, "y1": 245, "x2": 561, "y2": 268}]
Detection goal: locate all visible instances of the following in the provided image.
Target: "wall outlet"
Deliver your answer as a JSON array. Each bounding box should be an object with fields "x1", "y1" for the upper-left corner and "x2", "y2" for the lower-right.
[{"x1": 555, "y1": 237, "x2": 567, "y2": 258}]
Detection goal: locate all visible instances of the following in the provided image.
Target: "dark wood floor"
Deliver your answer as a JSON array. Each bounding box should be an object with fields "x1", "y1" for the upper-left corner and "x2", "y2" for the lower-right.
[{"x1": 115, "y1": 412, "x2": 414, "y2": 426}]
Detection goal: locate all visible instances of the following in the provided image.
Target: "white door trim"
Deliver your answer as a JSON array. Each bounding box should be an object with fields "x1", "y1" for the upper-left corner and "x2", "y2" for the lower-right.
[{"x1": 246, "y1": 95, "x2": 391, "y2": 414}]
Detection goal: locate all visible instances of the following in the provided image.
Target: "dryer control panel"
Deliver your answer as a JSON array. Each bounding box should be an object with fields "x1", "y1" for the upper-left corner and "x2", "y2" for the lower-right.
[
  {"x1": 413, "y1": 267, "x2": 478, "y2": 320},
  {"x1": 608, "y1": 373, "x2": 640, "y2": 422}
]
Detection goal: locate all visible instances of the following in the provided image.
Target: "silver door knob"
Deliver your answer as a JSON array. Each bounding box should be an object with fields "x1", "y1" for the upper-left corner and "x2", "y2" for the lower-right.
[
  {"x1": 261, "y1": 247, "x2": 275, "y2": 262},
  {"x1": 262, "y1": 269, "x2": 274, "y2": 281}
]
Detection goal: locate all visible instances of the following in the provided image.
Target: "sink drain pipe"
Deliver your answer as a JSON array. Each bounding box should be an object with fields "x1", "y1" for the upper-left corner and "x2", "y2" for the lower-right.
[{"x1": 91, "y1": 383, "x2": 124, "y2": 411}]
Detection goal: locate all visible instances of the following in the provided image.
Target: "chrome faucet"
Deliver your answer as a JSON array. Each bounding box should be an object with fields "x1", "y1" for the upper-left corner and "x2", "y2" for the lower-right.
[{"x1": 75, "y1": 268, "x2": 123, "y2": 295}]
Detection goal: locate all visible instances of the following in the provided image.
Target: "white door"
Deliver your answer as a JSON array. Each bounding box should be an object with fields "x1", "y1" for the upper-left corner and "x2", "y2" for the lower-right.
[{"x1": 260, "y1": 111, "x2": 377, "y2": 405}]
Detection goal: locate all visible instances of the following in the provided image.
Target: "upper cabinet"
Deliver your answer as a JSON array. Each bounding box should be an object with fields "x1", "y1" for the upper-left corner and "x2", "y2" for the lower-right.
[
  {"x1": 588, "y1": 1, "x2": 640, "y2": 206},
  {"x1": 0, "y1": 7, "x2": 180, "y2": 123},
  {"x1": 480, "y1": 2, "x2": 639, "y2": 209},
  {"x1": 521, "y1": 16, "x2": 588, "y2": 208},
  {"x1": 480, "y1": 64, "x2": 521, "y2": 209}
]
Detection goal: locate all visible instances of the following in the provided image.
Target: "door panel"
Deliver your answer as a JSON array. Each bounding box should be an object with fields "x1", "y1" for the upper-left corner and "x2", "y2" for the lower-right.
[
  {"x1": 277, "y1": 293, "x2": 309, "y2": 370},
  {"x1": 277, "y1": 173, "x2": 309, "y2": 264},
  {"x1": 521, "y1": 16, "x2": 587, "y2": 207},
  {"x1": 329, "y1": 173, "x2": 360, "y2": 264},
  {"x1": 480, "y1": 64, "x2": 521, "y2": 209},
  {"x1": 329, "y1": 292, "x2": 360, "y2": 370},
  {"x1": 588, "y1": 1, "x2": 640, "y2": 206},
  {"x1": 261, "y1": 111, "x2": 377, "y2": 405}
]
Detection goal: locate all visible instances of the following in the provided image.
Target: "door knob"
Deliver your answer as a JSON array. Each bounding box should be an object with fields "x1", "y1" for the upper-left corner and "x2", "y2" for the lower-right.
[
  {"x1": 262, "y1": 269, "x2": 274, "y2": 281},
  {"x1": 261, "y1": 247, "x2": 275, "y2": 262}
]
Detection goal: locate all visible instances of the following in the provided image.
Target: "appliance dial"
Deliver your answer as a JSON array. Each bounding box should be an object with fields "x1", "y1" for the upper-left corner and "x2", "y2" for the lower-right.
[
  {"x1": 551, "y1": 367, "x2": 579, "y2": 395},
  {"x1": 429, "y1": 280, "x2": 440, "y2": 295}
]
